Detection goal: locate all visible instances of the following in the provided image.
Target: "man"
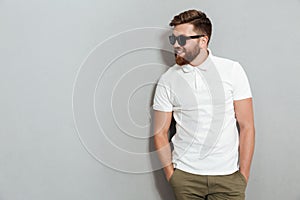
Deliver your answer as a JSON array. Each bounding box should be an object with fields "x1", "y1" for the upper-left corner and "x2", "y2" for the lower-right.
[{"x1": 153, "y1": 10, "x2": 255, "y2": 200}]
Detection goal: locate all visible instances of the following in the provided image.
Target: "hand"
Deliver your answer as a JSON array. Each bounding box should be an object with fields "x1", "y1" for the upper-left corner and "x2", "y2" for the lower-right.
[
  {"x1": 239, "y1": 170, "x2": 249, "y2": 183},
  {"x1": 166, "y1": 169, "x2": 175, "y2": 182}
]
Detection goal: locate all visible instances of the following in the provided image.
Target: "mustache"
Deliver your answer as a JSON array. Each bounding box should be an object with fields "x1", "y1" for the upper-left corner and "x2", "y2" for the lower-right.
[{"x1": 174, "y1": 47, "x2": 185, "y2": 54}]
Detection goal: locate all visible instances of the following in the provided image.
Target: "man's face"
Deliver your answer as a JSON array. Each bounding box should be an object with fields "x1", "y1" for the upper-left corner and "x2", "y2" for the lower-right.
[{"x1": 172, "y1": 23, "x2": 202, "y2": 66}]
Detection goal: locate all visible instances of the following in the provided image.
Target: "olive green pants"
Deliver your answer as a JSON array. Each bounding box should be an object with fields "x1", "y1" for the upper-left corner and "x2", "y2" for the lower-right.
[{"x1": 169, "y1": 169, "x2": 247, "y2": 200}]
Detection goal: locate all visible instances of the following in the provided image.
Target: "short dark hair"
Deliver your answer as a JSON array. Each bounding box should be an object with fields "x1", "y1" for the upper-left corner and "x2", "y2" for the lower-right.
[{"x1": 169, "y1": 10, "x2": 212, "y2": 44}]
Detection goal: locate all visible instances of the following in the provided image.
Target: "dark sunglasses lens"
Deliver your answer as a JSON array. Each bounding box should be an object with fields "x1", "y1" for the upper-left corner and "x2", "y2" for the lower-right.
[
  {"x1": 178, "y1": 35, "x2": 186, "y2": 46},
  {"x1": 169, "y1": 35, "x2": 176, "y2": 45}
]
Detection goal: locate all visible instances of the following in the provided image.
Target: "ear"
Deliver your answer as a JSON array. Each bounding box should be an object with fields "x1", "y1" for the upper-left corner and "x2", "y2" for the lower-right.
[{"x1": 200, "y1": 36, "x2": 209, "y2": 47}]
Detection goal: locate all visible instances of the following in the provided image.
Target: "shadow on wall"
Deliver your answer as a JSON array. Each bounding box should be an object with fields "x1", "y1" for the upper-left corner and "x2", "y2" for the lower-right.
[
  {"x1": 148, "y1": 29, "x2": 177, "y2": 200},
  {"x1": 149, "y1": 115, "x2": 176, "y2": 200}
]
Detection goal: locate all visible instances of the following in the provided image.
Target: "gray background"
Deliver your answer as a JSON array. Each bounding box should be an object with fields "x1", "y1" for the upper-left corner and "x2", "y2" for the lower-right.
[{"x1": 1, "y1": 0, "x2": 300, "y2": 199}]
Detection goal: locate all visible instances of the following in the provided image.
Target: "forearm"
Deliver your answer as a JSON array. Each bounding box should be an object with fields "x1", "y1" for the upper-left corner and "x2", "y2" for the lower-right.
[
  {"x1": 239, "y1": 126, "x2": 255, "y2": 179},
  {"x1": 154, "y1": 133, "x2": 174, "y2": 179}
]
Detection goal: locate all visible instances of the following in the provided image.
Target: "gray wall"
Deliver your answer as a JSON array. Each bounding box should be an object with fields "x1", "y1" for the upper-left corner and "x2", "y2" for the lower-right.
[{"x1": 1, "y1": 0, "x2": 300, "y2": 199}]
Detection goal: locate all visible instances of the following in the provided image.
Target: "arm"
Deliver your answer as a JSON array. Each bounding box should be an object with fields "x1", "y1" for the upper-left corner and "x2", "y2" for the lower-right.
[
  {"x1": 153, "y1": 110, "x2": 173, "y2": 181},
  {"x1": 234, "y1": 98, "x2": 255, "y2": 182}
]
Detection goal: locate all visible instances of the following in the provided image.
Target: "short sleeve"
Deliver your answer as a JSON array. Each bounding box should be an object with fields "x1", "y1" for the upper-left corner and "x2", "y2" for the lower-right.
[
  {"x1": 232, "y1": 62, "x2": 252, "y2": 101},
  {"x1": 152, "y1": 77, "x2": 173, "y2": 112}
]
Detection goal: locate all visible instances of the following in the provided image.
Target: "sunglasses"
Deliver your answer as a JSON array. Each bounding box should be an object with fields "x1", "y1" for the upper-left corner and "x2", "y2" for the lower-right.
[{"x1": 169, "y1": 34, "x2": 205, "y2": 46}]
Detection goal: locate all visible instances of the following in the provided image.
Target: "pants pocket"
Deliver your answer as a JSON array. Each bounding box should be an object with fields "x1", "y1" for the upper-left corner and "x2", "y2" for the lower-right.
[
  {"x1": 169, "y1": 168, "x2": 177, "y2": 183},
  {"x1": 236, "y1": 171, "x2": 247, "y2": 185}
]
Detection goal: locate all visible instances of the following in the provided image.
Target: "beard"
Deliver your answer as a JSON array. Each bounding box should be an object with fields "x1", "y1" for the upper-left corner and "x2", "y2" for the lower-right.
[
  {"x1": 175, "y1": 54, "x2": 189, "y2": 66},
  {"x1": 175, "y1": 45, "x2": 201, "y2": 66}
]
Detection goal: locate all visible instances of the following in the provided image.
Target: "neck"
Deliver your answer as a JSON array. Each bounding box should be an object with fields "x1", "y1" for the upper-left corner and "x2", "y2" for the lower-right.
[{"x1": 190, "y1": 48, "x2": 209, "y2": 66}]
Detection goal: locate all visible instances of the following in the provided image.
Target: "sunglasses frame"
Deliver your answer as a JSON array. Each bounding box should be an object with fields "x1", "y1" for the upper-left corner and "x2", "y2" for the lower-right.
[{"x1": 169, "y1": 34, "x2": 206, "y2": 46}]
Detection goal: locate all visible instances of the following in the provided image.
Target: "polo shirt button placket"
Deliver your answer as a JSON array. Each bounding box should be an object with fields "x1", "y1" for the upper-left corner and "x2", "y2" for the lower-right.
[{"x1": 194, "y1": 69, "x2": 198, "y2": 90}]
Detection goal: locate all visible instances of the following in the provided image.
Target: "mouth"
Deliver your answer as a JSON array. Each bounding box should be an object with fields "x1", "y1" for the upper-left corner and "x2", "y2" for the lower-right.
[{"x1": 175, "y1": 49, "x2": 184, "y2": 56}]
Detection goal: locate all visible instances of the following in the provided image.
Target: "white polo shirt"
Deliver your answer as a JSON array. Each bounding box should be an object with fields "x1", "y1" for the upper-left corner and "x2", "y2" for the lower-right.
[{"x1": 153, "y1": 50, "x2": 252, "y2": 175}]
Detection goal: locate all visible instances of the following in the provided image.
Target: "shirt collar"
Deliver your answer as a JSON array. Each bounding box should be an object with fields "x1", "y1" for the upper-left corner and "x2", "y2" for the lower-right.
[{"x1": 182, "y1": 49, "x2": 212, "y2": 73}]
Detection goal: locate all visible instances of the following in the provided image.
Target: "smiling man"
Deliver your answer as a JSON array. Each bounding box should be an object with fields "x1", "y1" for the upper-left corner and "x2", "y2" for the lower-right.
[{"x1": 153, "y1": 10, "x2": 255, "y2": 200}]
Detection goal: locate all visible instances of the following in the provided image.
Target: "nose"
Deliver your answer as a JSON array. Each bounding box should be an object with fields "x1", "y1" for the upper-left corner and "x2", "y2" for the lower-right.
[{"x1": 173, "y1": 40, "x2": 180, "y2": 48}]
